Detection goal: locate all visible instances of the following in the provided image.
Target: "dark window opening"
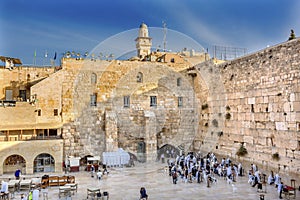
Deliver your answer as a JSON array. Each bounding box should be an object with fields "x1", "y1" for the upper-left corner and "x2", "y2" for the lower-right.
[
  {"x1": 37, "y1": 109, "x2": 41, "y2": 116},
  {"x1": 19, "y1": 90, "x2": 26, "y2": 101},
  {"x1": 124, "y1": 96, "x2": 130, "y2": 108},
  {"x1": 137, "y1": 72, "x2": 143, "y2": 83},
  {"x1": 90, "y1": 93, "x2": 97, "y2": 106},
  {"x1": 54, "y1": 109, "x2": 58, "y2": 116},
  {"x1": 91, "y1": 73, "x2": 97, "y2": 84},
  {"x1": 150, "y1": 96, "x2": 157, "y2": 107},
  {"x1": 137, "y1": 141, "x2": 146, "y2": 153},
  {"x1": 177, "y1": 78, "x2": 181, "y2": 86},
  {"x1": 251, "y1": 104, "x2": 254, "y2": 112},
  {"x1": 178, "y1": 97, "x2": 183, "y2": 107}
]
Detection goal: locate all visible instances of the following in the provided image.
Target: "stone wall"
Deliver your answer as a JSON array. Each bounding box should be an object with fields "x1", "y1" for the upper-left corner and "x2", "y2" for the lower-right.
[
  {"x1": 60, "y1": 58, "x2": 199, "y2": 161},
  {"x1": 194, "y1": 38, "x2": 300, "y2": 181}
]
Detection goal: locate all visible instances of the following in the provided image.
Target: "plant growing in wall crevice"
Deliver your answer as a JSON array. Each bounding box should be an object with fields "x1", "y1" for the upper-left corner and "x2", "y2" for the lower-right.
[
  {"x1": 225, "y1": 113, "x2": 231, "y2": 120},
  {"x1": 202, "y1": 103, "x2": 208, "y2": 110},
  {"x1": 236, "y1": 143, "x2": 248, "y2": 157},
  {"x1": 272, "y1": 152, "x2": 280, "y2": 161}
]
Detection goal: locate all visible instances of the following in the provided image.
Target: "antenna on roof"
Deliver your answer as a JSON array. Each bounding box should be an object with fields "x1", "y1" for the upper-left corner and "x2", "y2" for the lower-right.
[{"x1": 162, "y1": 21, "x2": 167, "y2": 52}]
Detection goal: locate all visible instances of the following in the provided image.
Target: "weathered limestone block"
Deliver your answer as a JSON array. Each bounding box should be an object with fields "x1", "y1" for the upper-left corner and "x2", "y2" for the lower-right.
[
  {"x1": 256, "y1": 137, "x2": 266, "y2": 146},
  {"x1": 275, "y1": 122, "x2": 288, "y2": 131},
  {"x1": 255, "y1": 121, "x2": 266, "y2": 129},
  {"x1": 243, "y1": 136, "x2": 253, "y2": 145},
  {"x1": 248, "y1": 97, "x2": 255, "y2": 104}
]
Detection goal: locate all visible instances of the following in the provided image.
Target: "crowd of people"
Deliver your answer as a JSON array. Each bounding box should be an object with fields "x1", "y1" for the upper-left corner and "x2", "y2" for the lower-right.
[
  {"x1": 167, "y1": 152, "x2": 242, "y2": 187},
  {"x1": 164, "y1": 151, "x2": 291, "y2": 199},
  {"x1": 248, "y1": 164, "x2": 286, "y2": 199}
]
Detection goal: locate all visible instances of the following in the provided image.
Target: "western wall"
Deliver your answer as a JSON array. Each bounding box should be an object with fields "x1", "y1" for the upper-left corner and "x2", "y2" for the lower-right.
[{"x1": 194, "y1": 38, "x2": 300, "y2": 182}]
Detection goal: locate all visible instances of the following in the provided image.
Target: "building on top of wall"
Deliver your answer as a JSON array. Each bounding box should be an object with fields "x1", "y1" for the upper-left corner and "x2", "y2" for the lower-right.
[
  {"x1": 0, "y1": 56, "x2": 22, "y2": 70},
  {"x1": 135, "y1": 23, "x2": 152, "y2": 59}
]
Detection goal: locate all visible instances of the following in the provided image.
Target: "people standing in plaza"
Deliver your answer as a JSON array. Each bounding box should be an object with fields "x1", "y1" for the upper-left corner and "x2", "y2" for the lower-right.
[
  {"x1": 277, "y1": 181, "x2": 284, "y2": 199},
  {"x1": 91, "y1": 164, "x2": 95, "y2": 178},
  {"x1": 267, "y1": 170, "x2": 275, "y2": 185},
  {"x1": 172, "y1": 171, "x2": 178, "y2": 184},
  {"x1": 15, "y1": 169, "x2": 21, "y2": 180},
  {"x1": 274, "y1": 173, "x2": 281, "y2": 188},
  {"x1": 97, "y1": 170, "x2": 102, "y2": 180},
  {"x1": 238, "y1": 163, "x2": 243, "y2": 176},
  {"x1": 140, "y1": 187, "x2": 148, "y2": 200},
  {"x1": 161, "y1": 153, "x2": 165, "y2": 163},
  {"x1": 103, "y1": 164, "x2": 109, "y2": 175}
]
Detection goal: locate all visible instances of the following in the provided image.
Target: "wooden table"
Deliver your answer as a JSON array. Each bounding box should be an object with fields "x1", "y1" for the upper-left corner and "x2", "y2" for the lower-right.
[
  {"x1": 65, "y1": 183, "x2": 77, "y2": 194},
  {"x1": 19, "y1": 179, "x2": 32, "y2": 191},
  {"x1": 59, "y1": 185, "x2": 72, "y2": 198},
  {"x1": 8, "y1": 180, "x2": 20, "y2": 198},
  {"x1": 87, "y1": 187, "x2": 100, "y2": 199}
]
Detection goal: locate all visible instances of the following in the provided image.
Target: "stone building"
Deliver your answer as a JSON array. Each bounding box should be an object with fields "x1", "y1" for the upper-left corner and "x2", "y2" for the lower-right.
[{"x1": 0, "y1": 24, "x2": 299, "y2": 182}]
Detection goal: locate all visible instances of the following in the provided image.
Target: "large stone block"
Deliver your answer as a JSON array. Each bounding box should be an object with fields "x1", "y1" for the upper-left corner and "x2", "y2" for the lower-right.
[{"x1": 243, "y1": 136, "x2": 253, "y2": 145}]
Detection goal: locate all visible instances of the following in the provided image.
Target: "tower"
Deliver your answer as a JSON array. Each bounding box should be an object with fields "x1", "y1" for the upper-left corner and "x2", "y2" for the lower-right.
[{"x1": 135, "y1": 23, "x2": 152, "y2": 59}]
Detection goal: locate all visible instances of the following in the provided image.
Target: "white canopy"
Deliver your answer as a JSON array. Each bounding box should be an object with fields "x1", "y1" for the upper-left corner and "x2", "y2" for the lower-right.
[
  {"x1": 87, "y1": 156, "x2": 101, "y2": 162},
  {"x1": 102, "y1": 148, "x2": 130, "y2": 167}
]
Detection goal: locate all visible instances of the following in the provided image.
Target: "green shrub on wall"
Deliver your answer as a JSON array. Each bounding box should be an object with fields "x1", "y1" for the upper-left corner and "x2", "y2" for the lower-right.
[
  {"x1": 236, "y1": 144, "x2": 248, "y2": 157},
  {"x1": 272, "y1": 152, "x2": 280, "y2": 160}
]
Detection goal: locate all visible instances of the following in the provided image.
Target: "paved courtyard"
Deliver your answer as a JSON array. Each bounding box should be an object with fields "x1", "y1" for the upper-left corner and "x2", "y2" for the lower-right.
[{"x1": 2, "y1": 162, "x2": 299, "y2": 200}]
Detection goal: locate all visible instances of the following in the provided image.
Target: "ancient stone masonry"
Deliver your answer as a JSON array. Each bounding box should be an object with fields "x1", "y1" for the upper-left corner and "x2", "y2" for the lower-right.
[
  {"x1": 194, "y1": 38, "x2": 300, "y2": 182},
  {"x1": 58, "y1": 56, "x2": 200, "y2": 162}
]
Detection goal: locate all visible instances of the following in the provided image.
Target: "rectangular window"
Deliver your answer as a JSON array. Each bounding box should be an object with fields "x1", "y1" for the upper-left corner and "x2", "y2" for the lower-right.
[
  {"x1": 19, "y1": 90, "x2": 26, "y2": 101},
  {"x1": 178, "y1": 97, "x2": 183, "y2": 107},
  {"x1": 5, "y1": 89, "x2": 13, "y2": 101},
  {"x1": 90, "y1": 93, "x2": 97, "y2": 106},
  {"x1": 150, "y1": 96, "x2": 157, "y2": 107},
  {"x1": 124, "y1": 96, "x2": 130, "y2": 108},
  {"x1": 54, "y1": 109, "x2": 58, "y2": 116}
]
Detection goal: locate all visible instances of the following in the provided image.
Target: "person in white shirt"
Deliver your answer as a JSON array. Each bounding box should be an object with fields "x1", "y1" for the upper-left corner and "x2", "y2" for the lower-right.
[
  {"x1": 267, "y1": 170, "x2": 274, "y2": 185},
  {"x1": 277, "y1": 181, "x2": 283, "y2": 199},
  {"x1": 97, "y1": 170, "x2": 103, "y2": 180},
  {"x1": 274, "y1": 173, "x2": 281, "y2": 187}
]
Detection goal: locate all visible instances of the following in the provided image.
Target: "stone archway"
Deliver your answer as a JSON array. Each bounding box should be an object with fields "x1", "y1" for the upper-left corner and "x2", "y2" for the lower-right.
[
  {"x1": 3, "y1": 154, "x2": 26, "y2": 174},
  {"x1": 157, "y1": 144, "x2": 180, "y2": 162},
  {"x1": 33, "y1": 153, "x2": 55, "y2": 173}
]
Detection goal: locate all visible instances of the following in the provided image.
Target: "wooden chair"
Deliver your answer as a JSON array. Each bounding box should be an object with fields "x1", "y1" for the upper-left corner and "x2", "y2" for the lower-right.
[
  {"x1": 288, "y1": 179, "x2": 296, "y2": 199},
  {"x1": 283, "y1": 179, "x2": 296, "y2": 199}
]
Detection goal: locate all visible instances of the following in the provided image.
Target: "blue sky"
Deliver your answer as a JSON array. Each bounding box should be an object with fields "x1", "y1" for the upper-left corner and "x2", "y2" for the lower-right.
[{"x1": 1, "y1": 0, "x2": 299, "y2": 65}]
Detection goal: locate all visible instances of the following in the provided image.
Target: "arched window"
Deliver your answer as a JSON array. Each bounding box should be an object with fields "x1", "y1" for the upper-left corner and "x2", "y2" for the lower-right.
[
  {"x1": 34, "y1": 153, "x2": 55, "y2": 173},
  {"x1": 3, "y1": 154, "x2": 26, "y2": 173},
  {"x1": 137, "y1": 141, "x2": 146, "y2": 153},
  {"x1": 91, "y1": 73, "x2": 97, "y2": 84},
  {"x1": 137, "y1": 72, "x2": 143, "y2": 83},
  {"x1": 177, "y1": 78, "x2": 182, "y2": 86}
]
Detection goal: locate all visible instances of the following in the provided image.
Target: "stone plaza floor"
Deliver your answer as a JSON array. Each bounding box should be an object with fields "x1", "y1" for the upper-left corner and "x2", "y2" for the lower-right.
[{"x1": 2, "y1": 162, "x2": 300, "y2": 200}]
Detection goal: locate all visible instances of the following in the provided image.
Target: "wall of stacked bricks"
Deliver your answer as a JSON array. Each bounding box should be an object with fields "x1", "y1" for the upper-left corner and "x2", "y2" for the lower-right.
[{"x1": 193, "y1": 38, "x2": 300, "y2": 183}]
